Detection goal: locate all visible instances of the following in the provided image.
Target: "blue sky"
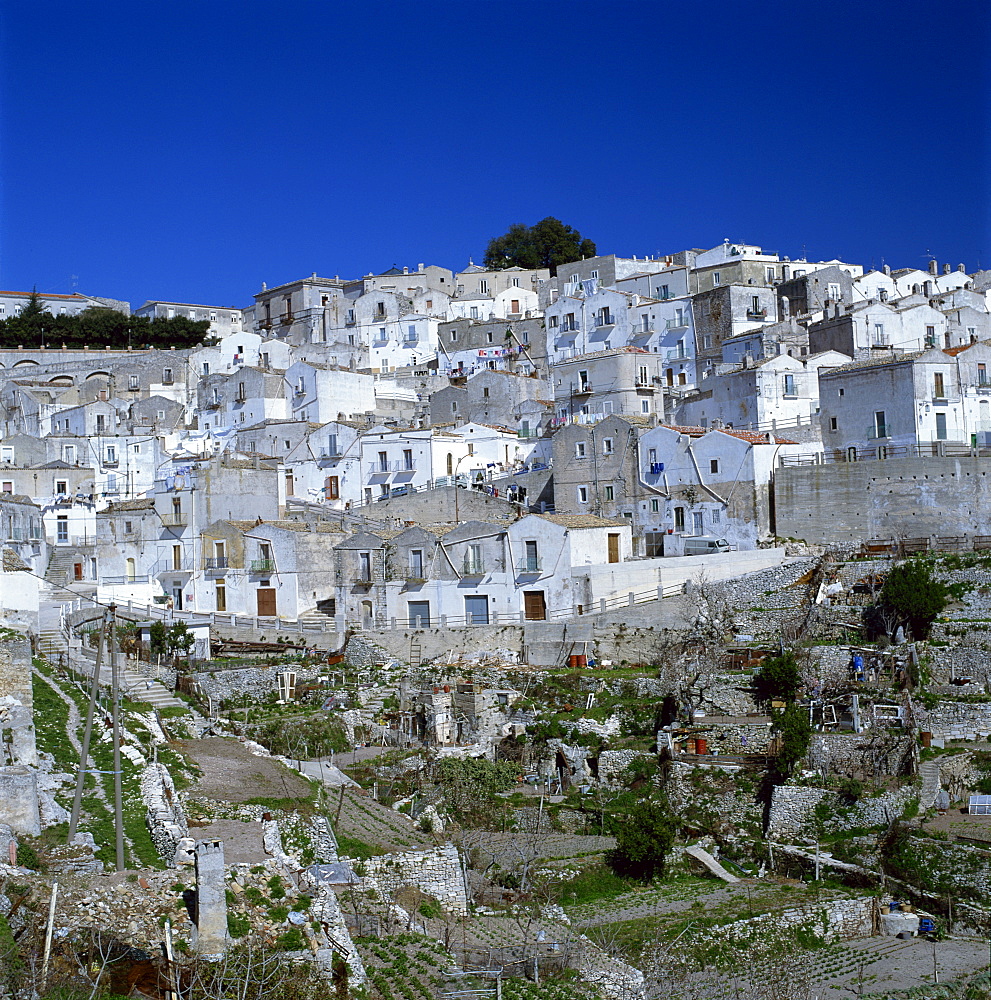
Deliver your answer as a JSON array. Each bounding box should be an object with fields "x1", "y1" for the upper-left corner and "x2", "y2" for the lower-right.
[{"x1": 1, "y1": 0, "x2": 988, "y2": 309}]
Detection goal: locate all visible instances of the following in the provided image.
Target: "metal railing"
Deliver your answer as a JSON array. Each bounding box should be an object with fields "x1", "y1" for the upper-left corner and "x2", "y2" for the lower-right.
[
  {"x1": 461, "y1": 559, "x2": 485, "y2": 576},
  {"x1": 366, "y1": 460, "x2": 416, "y2": 473},
  {"x1": 161, "y1": 513, "x2": 187, "y2": 527},
  {"x1": 101, "y1": 575, "x2": 150, "y2": 585},
  {"x1": 665, "y1": 317, "x2": 689, "y2": 330},
  {"x1": 779, "y1": 440, "x2": 991, "y2": 467},
  {"x1": 205, "y1": 557, "x2": 229, "y2": 570},
  {"x1": 250, "y1": 558, "x2": 275, "y2": 573},
  {"x1": 516, "y1": 557, "x2": 541, "y2": 573}
]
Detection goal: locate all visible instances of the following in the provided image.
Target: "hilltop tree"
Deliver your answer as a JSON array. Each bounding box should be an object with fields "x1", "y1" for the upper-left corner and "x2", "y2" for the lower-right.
[
  {"x1": 751, "y1": 652, "x2": 803, "y2": 711},
  {"x1": 483, "y1": 217, "x2": 596, "y2": 274}
]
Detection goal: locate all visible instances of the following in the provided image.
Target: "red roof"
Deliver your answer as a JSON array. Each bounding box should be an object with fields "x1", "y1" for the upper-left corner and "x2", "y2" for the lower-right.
[{"x1": 717, "y1": 429, "x2": 797, "y2": 445}]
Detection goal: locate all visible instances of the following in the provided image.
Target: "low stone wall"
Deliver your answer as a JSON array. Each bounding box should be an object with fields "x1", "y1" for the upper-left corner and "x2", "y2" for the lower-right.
[
  {"x1": 141, "y1": 762, "x2": 188, "y2": 865},
  {"x1": 926, "y1": 700, "x2": 991, "y2": 739},
  {"x1": 809, "y1": 731, "x2": 916, "y2": 778},
  {"x1": 189, "y1": 663, "x2": 327, "y2": 704},
  {"x1": 347, "y1": 843, "x2": 468, "y2": 915}
]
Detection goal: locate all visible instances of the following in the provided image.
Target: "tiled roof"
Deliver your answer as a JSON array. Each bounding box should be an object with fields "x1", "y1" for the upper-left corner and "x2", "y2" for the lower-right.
[
  {"x1": 716, "y1": 429, "x2": 798, "y2": 445},
  {"x1": 2, "y1": 547, "x2": 29, "y2": 571},
  {"x1": 819, "y1": 351, "x2": 927, "y2": 375},
  {"x1": 537, "y1": 513, "x2": 629, "y2": 529},
  {"x1": 659, "y1": 424, "x2": 707, "y2": 437},
  {"x1": 102, "y1": 499, "x2": 155, "y2": 512}
]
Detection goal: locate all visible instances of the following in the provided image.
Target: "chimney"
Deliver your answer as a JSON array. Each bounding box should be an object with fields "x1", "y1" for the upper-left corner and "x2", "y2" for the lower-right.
[
  {"x1": 929, "y1": 260, "x2": 938, "y2": 276},
  {"x1": 959, "y1": 263, "x2": 966, "y2": 272},
  {"x1": 418, "y1": 263, "x2": 424, "y2": 271},
  {"x1": 312, "y1": 272, "x2": 317, "y2": 279},
  {"x1": 403, "y1": 267, "x2": 409, "y2": 274},
  {"x1": 262, "y1": 282, "x2": 267, "y2": 290},
  {"x1": 883, "y1": 265, "x2": 891, "y2": 276},
  {"x1": 944, "y1": 263, "x2": 951, "y2": 274},
  {"x1": 781, "y1": 295, "x2": 790, "y2": 319},
  {"x1": 834, "y1": 303, "x2": 841, "y2": 319}
]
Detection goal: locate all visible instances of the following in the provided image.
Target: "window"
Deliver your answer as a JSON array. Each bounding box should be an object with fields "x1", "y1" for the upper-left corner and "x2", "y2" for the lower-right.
[
  {"x1": 641, "y1": 400, "x2": 650, "y2": 413},
  {"x1": 674, "y1": 507, "x2": 685, "y2": 531},
  {"x1": 828, "y1": 283, "x2": 840, "y2": 300},
  {"x1": 470, "y1": 306, "x2": 479, "y2": 319},
  {"x1": 376, "y1": 301, "x2": 385, "y2": 316},
  {"x1": 451, "y1": 329, "x2": 458, "y2": 341},
  {"x1": 926, "y1": 325, "x2": 935, "y2": 343},
  {"x1": 162, "y1": 367, "x2": 173, "y2": 384},
  {"x1": 55, "y1": 481, "x2": 67, "y2": 495},
  {"x1": 650, "y1": 498, "x2": 659, "y2": 513},
  {"x1": 577, "y1": 486, "x2": 588, "y2": 503},
  {"x1": 638, "y1": 365, "x2": 649, "y2": 385},
  {"x1": 479, "y1": 279, "x2": 489, "y2": 295},
  {"x1": 1, "y1": 481, "x2": 11, "y2": 493},
  {"x1": 216, "y1": 584, "x2": 226, "y2": 612},
  {"x1": 202, "y1": 362, "x2": 210, "y2": 376},
  {"x1": 934, "y1": 372, "x2": 945, "y2": 398},
  {"x1": 409, "y1": 549, "x2": 424, "y2": 578},
  {"x1": 378, "y1": 451, "x2": 388, "y2": 472},
  {"x1": 549, "y1": 316, "x2": 558, "y2": 328},
  {"x1": 752, "y1": 295, "x2": 761, "y2": 314},
  {"x1": 576, "y1": 441, "x2": 586, "y2": 458},
  {"x1": 604, "y1": 485, "x2": 614, "y2": 501},
  {"x1": 603, "y1": 437, "x2": 613, "y2": 454},
  {"x1": 838, "y1": 388, "x2": 845, "y2": 397},
  {"x1": 511, "y1": 299, "x2": 519, "y2": 313},
  {"x1": 403, "y1": 449, "x2": 413, "y2": 471},
  {"x1": 57, "y1": 515, "x2": 68, "y2": 543},
  {"x1": 829, "y1": 416, "x2": 838, "y2": 431},
  {"x1": 783, "y1": 374, "x2": 796, "y2": 396},
  {"x1": 359, "y1": 552, "x2": 371, "y2": 582},
  {"x1": 512, "y1": 277, "x2": 520, "y2": 287},
  {"x1": 105, "y1": 446, "x2": 116, "y2": 465},
  {"x1": 656, "y1": 284, "x2": 669, "y2": 299},
  {"x1": 710, "y1": 459, "x2": 720, "y2": 474},
  {"x1": 713, "y1": 272, "x2": 721, "y2": 285},
  {"x1": 425, "y1": 299, "x2": 432, "y2": 309},
  {"x1": 452, "y1": 401, "x2": 458, "y2": 413},
  {"x1": 874, "y1": 410, "x2": 887, "y2": 438},
  {"x1": 935, "y1": 412, "x2": 948, "y2": 440},
  {"x1": 325, "y1": 475, "x2": 339, "y2": 500},
  {"x1": 486, "y1": 331, "x2": 493, "y2": 343},
  {"x1": 765, "y1": 266, "x2": 775, "y2": 282},
  {"x1": 578, "y1": 370, "x2": 589, "y2": 391},
  {"x1": 978, "y1": 364, "x2": 987, "y2": 385},
  {"x1": 873, "y1": 323, "x2": 886, "y2": 345},
  {"x1": 523, "y1": 539, "x2": 539, "y2": 572},
  {"x1": 589, "y1": 270, "x2": 599, "y2": 280},
  {"x1": 128, "y1": 375, "x2": 139, "y2": 390}
]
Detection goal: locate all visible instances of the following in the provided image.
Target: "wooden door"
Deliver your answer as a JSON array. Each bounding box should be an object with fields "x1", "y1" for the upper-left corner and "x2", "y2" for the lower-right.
[
  {"x1": 607, "y1": 533, "x2": 620, "y2": 563},
  {"x1": 73, "y1": 563, "x2": 84, "y2": 581},
  {"x1": 256, "y1": 587, "x2": 277, "y2": 616},
  {"x1": 523, "y1": 591, "x2": 546, "y2": 621}
]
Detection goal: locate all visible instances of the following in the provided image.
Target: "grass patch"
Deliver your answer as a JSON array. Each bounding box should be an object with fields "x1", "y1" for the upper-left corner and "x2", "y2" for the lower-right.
[
  {"x1": 335, "y1": 834, "x2": 385, "y2": 860},
  {"x1": 559, "y1": 863, "x2": 633, "y2": 905}
]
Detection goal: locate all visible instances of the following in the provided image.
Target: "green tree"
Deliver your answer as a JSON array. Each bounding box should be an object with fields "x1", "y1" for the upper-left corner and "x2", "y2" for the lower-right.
[
  {"x1": 605, "y1": 798, "x2": 677, "y2": 883},
  {"x1": 771, "y1": 703, "x2": 812, "y2": 780},
  {"x1": 752, "y1": 652, "x2": 802, "y2": 711},
  {"x1": 880, "y1": 558, "x2": 949, "y2": 639},
  {"x1": 483, "y1": 217, "x2": 596, "y2": 274},
  {"x1": 148, "y1": 621, "x2": 168, "y2": 655}
]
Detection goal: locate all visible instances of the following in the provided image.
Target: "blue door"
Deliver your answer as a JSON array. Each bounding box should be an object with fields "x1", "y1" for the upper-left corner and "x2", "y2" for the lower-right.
[{"x1": 464, "y1": 595, "x2": 489, "y2": 625}]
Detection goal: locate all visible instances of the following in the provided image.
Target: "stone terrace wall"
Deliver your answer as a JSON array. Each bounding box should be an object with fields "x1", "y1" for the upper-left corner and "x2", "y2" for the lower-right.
[{"x1": 349, "y1": 843, "x2": 468, "y2": 915}]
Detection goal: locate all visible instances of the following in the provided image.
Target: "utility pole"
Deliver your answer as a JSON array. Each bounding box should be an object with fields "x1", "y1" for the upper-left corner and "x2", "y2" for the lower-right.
[
  {"x1": 68, "y1": 617, "x2": 107, "y2": 841},
  {"x1": 109, "y1": 606, "x2": 125, "y2": 871}
]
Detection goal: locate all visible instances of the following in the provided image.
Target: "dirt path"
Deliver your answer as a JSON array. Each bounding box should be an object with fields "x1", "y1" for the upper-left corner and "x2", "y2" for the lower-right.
[{"x1": 178, "y1": 737, "x2": 313, "y2": 804}]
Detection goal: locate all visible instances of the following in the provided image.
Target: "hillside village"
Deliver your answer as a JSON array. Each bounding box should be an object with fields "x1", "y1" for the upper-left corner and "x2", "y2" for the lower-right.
[{"x1": 1, "y1": 242, "x2": 991, "y2": 999}]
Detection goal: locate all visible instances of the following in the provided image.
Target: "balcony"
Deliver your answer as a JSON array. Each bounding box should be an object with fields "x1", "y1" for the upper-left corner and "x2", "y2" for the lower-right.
[
  {"x1": 251, "y1": 558, "x2": 275, "y2": 573},
  {"x1": 403, "y1": 333, "x2": 419, "y2": 344},
  {"x1": 366, "y1": 460, "x2": 416, "y2": 474},
  {"x1": 103, "y1": 458, "x2": 118, "y2": 468},
  {"x1": 573, "y1": 382, "x2": 592, "y2": 395},
  {"x1": 461, "y1": 559, "x2": 485, "y2": 576},
  {"x1": 665, "y1": 317, "x2": 689, "y2": 330},
  {"x1": 205, "y1": 556, "x2": 229, "y2": 571},
  {"x1": 747, "y1": 309, "x2": 768, "y2": 321},
  {"x1": 156, "y1": 560, "x2": 193, "y2": 575},
  {"x1": 665, "y1": 348, "x2": 688, "y2": 361},
  {"x1": 516, "y1": 557, "x2": 541, "y2": 574},
  {"x1": 594, "y1": 314, "x2": 615, "y2": 328},
  {"x1": 560, "y1": 321, "x2": 579, "y2": 333},
  {"x1": 634, "y1": 381, "x2": 654, "y2": 392},
  {"x1": 161, "y1": 513, "x2": 187, "y2": 527},
  {"x1": 101, "y1": 575, "x2": 150, "y2": 585}
]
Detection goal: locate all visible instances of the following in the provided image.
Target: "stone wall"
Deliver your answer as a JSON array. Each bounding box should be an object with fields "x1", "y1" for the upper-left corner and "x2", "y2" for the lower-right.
[
  {"x1": 349, "y1": 843, "x2": 468, "y2": 915},
  {"x1": 774, "y1": 456, "x2": 991, "y2": 544},
  {"x1": 768, "y1": 783, "x2": 917, "y2": 838},
  {"x1": 189, "y1": 663, "x2": 326, "y2": 704},
  {"x1": 141, "y1": 762, "x2": 188, "y2": 866}
]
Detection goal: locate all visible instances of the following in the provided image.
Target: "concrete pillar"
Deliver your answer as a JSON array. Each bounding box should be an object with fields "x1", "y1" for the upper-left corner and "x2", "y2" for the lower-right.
[
  {"x1": 0, "y1": 631, "x2": 36, "y2": 765},
  {"x1": 0, "y1": 765, "x2": 41, "y2": 836},
  {"x1": 192, "y1": 839, "x2": 228, "y2": 956}
]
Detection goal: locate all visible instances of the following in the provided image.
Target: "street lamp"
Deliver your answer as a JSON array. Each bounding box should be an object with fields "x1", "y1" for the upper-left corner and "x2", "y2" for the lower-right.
[{"x1": 452, "y1": 452, "x2": 475, "y2": 525}]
